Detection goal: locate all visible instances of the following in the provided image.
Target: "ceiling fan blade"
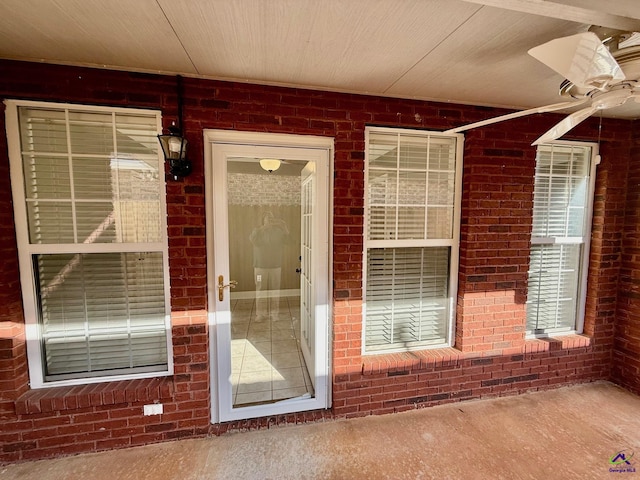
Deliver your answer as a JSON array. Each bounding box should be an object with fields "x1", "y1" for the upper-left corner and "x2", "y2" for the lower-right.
[
  {"x1": 528, "y1": 32, "x2": 625, "y2": 90},
  {"x1": 531, "y1": 105, "x2": 598, "y2": 146},
  {"x1": 444, "y1": 98, "x2": 588, "y2": 134}
]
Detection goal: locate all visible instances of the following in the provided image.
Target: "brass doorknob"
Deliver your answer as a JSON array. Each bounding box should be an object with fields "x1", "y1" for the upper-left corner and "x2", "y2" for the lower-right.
[{"x1": 218, "y1": 275, "x2": 237, "y2": 301}]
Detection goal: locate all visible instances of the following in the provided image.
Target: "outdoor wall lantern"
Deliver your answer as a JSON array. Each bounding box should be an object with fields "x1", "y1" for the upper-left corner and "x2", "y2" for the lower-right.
[{"x1": 158, "y1": 75, "x2": 192, "y2": 180}]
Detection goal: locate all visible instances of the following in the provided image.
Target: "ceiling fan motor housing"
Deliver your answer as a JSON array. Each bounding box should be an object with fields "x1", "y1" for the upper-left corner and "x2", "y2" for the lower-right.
[
  {"x1": 560, "y1": 45, "x2": 640, "y2": 99},
  {"x1": 591, "y1": 85, "x2": 634, "y2": 109}
]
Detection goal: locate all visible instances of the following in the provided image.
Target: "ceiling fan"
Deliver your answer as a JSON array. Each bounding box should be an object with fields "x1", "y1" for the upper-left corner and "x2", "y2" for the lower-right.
[{"x1": 444, "y1": 27, "x2": 640, "y2": 145}]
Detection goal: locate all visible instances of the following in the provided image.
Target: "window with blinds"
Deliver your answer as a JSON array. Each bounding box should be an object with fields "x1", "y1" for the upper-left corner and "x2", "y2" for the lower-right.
[
  {"x1": 7, "y1": 101, "x2": 171, "y2": 386},
  {"x1": 526, "y1": 142, "x2": 596, "y2": 335},
  {"x1": 363, "y1": 128, "x2": 462, "y2": 352}
]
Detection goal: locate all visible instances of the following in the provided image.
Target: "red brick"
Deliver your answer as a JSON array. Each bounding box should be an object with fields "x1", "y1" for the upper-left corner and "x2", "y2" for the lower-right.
[{"x1": 0, "y1": 58, "x2": 634, "y2": 463}]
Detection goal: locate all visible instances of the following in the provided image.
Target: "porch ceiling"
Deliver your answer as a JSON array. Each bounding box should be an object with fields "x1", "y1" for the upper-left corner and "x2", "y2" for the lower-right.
[{"x1": 1, "y1": 1, "x2": 640, "y2": 118}]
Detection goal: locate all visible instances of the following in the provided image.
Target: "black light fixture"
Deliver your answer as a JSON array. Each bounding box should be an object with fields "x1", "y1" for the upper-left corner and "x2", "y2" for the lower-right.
[{"x1": 158, "y1": 75, "x2": 192, "y2": 180}]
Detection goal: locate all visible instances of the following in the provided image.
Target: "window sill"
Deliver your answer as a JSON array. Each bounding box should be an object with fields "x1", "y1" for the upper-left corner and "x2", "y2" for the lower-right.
[
  {"x1": 523, "y1": 334, "x2": 592, "y2": 353},
  {"x1": 361, "y1": 334, "x2": 592, "y2": 376},
  {"x1": 15, "y1": 377, "x2": 174, "y2": 415},
  {"x1": 362, "y1": 347, "x2": 462, "y2": 375}
]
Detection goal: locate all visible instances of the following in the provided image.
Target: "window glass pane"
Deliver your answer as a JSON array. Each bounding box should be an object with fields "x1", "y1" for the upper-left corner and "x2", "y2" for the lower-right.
[
  {"x1": 37, "y1": 252, "x2": 168, "y2": 378},
  {"x1": 19, "y1": 108, "x2": 68, "y2": 153},
  {"x1": 117, "y1": 199, "x2": 163, "y2": 243},
  {"x1": 367, "y1": 132, "x2": 457, "y2": 243},
  {"x1": 368, "y1": 206, "x2": 396, "y2": 240},
  {"x1": 399, "y1": 136, "x2": 428, "y2": 170},
  {"x1": 398, "y1": 171, "x2": 426, "y2": 204},
  {"x1": 68, "y1": 111, "x2": 114, "y2": 155},
  {"x1": 429, "y1": 140, "x2": 456, "y2": 170},
  {"x1": 427, "y1": 171, "x2": 455, "y2": 205},
  {"x1": 19, "y1": 107, "x2": 161, "y2": 245},
  {"x1": 426, "y1": 207, "x2": 453, "y2": 238},
  {"x1": 115, "y1": 114, "x2": 161, "y2": 155},
  {"x1": 531, "y1": 144, "x2": 590, "y2": 238},
  {"x1": 366, "y1": 247, "x2": 450, "y2": 350},
  {"x1": 567, "y1": 176, "x2": 588, "y2": 236},
  {"x1": 368, "y1": 133, "x2": 398, "y2": 168},
  {"x1": 131, "y1": 331, "x2": 170, "y2": 367},
  {"x1": 526, "y1": 244, "x2": 581, "y2": 334},
  {"x1": 397, "y1": 207, "x2": 425, "y2": 239},
  {"x1": 27, "y1": 202, "x2": 74, "y2": 243},
  {"x1": 112, "y1": 157, "x2": 160, "y2": 200},
  {"x1": 73, "y1": 157, "x2": 113, "y2": 199},
  {"x1": 22, "y1": 155, "x2": 71, "y2": 199},
  {"x1": 75, "y1": 202, "x2": 117, "y2": 243},
  {"x1": 368, "y1": 170, "x2": 397, "y2": 205}
]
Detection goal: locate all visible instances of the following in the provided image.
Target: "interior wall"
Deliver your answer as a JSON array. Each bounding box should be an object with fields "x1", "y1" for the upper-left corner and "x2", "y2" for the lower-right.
[
  {"x1": 229, "y1": 205, "x2": 301, "y2": 293},
  {"x1": 227, "y1": 171, "x2": 302, "y2": 293}
]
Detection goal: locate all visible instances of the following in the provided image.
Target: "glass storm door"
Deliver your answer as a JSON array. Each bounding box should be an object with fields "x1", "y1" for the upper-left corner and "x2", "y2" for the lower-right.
[{"x1": 208, "y1": 133, "x2": 330, "y2": 423}]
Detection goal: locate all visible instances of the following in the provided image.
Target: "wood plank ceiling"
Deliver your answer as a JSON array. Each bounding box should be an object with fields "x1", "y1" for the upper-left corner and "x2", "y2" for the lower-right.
[{"x1": 1, "y1": 0, "x2": 640, "y2": 117}]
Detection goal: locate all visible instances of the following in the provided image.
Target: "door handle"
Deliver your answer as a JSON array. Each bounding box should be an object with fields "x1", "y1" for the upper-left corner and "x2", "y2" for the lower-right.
[{"x1": 218, "y1": 275, "x2": 237, "y2": 301}]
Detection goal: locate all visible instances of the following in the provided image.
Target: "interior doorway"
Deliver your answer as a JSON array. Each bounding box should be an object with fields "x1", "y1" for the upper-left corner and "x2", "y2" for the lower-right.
[{"x1": 205, "y1": 130, "x2": 332, "y2": 422}]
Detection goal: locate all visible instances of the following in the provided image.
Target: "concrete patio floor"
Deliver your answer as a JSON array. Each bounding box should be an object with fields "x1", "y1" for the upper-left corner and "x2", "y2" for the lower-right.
[{"x1": 2, "y1": 381, "x2": 639, "y2": 479}]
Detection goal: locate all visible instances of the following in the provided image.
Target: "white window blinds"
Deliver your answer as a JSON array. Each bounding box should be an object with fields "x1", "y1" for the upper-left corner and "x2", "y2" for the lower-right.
[
  {"x1": 365, "y1": 247, "x2": 450, "y2": 349},
  {"x1": 20, "y1": 108, "x2": 162, "y2": 245},
  {"x1": 37, "y1": 252, "x2": 167, "y2": 376},
  {"x1": 367, "y1": 133, "x2": 456, "y2": 240},
  {"x1": 526, "y1": 143, "x2": 595, "y2": 335},
  {"x1": 364, "y1": 129, "x2": 461, "y2": 352},
  {"x1": 11, "y1": 102, "x2": 170, "y2": 384}
]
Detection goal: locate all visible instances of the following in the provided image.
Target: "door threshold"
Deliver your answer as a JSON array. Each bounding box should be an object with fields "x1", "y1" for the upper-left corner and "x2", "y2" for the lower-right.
[
  {"x1": 234, "y1": 393, "x2": 313, "y2": 409},
  {"x1": 276, "y1": 392, "x2": 312, "y2": 404}
]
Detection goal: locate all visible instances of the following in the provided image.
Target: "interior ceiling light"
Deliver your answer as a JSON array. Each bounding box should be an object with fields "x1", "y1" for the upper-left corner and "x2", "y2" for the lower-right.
[{"x1": 259, "y1": 158, "x2": 281, "y2": 172}]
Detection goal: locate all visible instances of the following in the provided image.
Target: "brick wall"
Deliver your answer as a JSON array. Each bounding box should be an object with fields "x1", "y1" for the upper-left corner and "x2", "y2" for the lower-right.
[
  {"x1": 0, "y1": 59, "x2": 635, "y2": 462},
  {"x1": 612, "y1": 121, "x2": 640, "y2": 394},
  {"x1": 0, "y1": 99, "x2": 29, "y2": 416},
  {"x1": 332, "y1": 118, "x2": 628, "y2": 418},
  {"x1": 455, "y1": 130, "x2": 535, "y2": 356}
]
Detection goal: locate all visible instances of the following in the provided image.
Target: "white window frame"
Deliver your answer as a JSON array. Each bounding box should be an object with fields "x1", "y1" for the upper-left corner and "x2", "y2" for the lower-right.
[
  {"x1": 5, "y1": 99, "x2": 173, "y2": 388},
  {"x1": 362, "y1": 126, "x2": 463, "y2": 354},
  {"x1": 526, "y1": 140, "x2": 598, "y2": 337}
]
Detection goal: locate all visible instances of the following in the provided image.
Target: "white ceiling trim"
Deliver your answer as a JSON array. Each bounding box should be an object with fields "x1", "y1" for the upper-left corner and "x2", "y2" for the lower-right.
[
  {"x1": 461, "y1": 0, "x2": 640, "y2": 31},
  {"x1": 554, "y1": 0, "x2": 640, "y2": 21}
]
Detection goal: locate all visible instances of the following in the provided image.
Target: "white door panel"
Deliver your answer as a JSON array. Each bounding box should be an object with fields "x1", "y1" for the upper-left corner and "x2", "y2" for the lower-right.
[{"x1": 205, "y1": 131, "x2": 331, "y2": 423}]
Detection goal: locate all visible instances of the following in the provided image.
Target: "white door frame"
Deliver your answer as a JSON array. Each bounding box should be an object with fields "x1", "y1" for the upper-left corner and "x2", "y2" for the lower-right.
[{"x1": 204, "y1": 130, "x2": 333, "y2": 423}]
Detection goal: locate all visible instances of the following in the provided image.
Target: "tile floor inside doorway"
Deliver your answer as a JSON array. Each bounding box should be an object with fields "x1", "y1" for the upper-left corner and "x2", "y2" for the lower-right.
[{"x1": 230, "y1": 296, "x2": 314, "y2": 406}]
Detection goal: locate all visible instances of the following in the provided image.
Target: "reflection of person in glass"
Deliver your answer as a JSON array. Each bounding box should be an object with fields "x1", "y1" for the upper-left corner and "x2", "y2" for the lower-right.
[{"x1": 250, "y1": 212, "x2": 290, "y2": 320}]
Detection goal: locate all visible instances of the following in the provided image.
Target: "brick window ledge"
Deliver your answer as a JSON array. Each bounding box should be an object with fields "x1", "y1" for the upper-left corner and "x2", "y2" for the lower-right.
[
  {"x1": 361, "y1": 334, "x2": 592, "y2": 376},
  {"x1": 15, "y1": 377, "x2": 174, "y2": 415},
  {"x1": 523, "y1": 334, "x2": 592, "y2": 353},
  {"x1": 362, "y1": 347, "x2": 462, "y2": 375}
]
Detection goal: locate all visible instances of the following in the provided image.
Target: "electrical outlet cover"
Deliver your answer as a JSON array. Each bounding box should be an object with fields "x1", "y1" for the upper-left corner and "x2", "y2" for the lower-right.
[{"x1": 143, "y1": 404, "x2": 163, "y2": 416}]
